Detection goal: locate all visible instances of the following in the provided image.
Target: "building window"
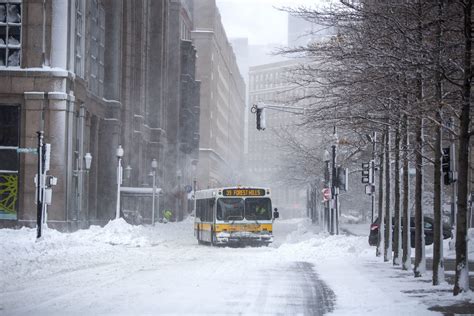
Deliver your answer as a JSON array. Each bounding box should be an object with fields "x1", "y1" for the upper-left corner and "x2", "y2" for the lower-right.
[
  {"x1": 0, "y1": 105, "x2": 19, "y2": 220},
  {"x1": 180, "y1": 19, "x2": 191, "y2": 40},
  {"x1": 0, "y1": 0, "x2": 21, "y2": 67},
  {"x1": 88, "y1": 0, "x2": 105, "y2": 96},
  {"x1": 75, "y1": 0, "x2": 85, "y2": 77}
]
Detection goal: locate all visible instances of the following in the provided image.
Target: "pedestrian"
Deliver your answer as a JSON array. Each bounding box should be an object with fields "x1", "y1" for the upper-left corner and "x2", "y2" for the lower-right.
[{"x1": 164, "y1": 209, "x2": 173, "y2": 222}]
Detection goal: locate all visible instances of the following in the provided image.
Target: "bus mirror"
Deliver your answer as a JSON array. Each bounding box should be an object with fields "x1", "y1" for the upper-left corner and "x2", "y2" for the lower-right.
[{"x1": 273, "y1": 208, "x2": 279, "y2": 219}]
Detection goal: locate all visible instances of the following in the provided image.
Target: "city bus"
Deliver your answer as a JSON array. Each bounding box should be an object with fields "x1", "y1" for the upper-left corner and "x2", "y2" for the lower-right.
[{"x1": 194, "y1": 186, "x2": 279, "y2": 246}]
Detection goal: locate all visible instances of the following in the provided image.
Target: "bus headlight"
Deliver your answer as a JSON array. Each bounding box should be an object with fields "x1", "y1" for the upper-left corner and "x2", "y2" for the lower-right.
[{"x1": 216, "y1": 232, "x2": 231, "y2": 239}]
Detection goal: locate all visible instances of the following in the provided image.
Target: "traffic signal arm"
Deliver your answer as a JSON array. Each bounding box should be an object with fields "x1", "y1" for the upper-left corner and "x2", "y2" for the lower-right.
[{"x1": 251, "y1": 103, "x2": 306, "y2": 131}]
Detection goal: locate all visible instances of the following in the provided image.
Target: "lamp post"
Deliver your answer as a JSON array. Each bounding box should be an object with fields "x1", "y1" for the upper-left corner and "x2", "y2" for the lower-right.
[
  {"x1": 151, "y1": 158, "x2": 157, "y2": 225},
  {"x1": 191, "y1": 161, "x2": 198, "y2": 215},
  {"x1": 177, "y1": 169, "x2": 182, "y2": 221},
  {"x1": 74, "y1": 152, "x2": 93, "y2": 224},
  {"x1": 323, "y1": 150, "x2": 331, "y2": 232},
  {"x1": 116, "y1": 145, "x2": 124, "y2": 219}
]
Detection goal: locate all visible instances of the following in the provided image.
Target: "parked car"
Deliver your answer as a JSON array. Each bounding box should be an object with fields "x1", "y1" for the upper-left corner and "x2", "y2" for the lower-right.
[{"x1": 368, "y1": 216, "x2": 452, "y2": 247}]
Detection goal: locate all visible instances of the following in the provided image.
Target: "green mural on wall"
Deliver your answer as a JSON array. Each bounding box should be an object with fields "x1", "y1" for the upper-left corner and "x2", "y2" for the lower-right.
[{"x1": 0, "y1": 173, "x2": 18, "y2": 220}]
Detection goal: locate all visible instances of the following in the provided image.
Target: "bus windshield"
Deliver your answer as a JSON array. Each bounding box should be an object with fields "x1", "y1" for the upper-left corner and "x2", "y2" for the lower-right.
[
  {"x1": 217, "y1": 198, "x2": 244, "y2": 221},
  {"x1": 245, "y1": 198, "x2": 272, "y2": 221}
]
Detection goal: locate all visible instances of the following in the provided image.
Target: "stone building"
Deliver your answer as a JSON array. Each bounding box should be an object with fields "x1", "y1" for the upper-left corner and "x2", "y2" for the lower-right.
[
  {"x1": 0, "y1": 0, "x2": 200, "y2": 230},
  {"x1": 192, "y1": 0, "x2": 246, "y2": 189}
]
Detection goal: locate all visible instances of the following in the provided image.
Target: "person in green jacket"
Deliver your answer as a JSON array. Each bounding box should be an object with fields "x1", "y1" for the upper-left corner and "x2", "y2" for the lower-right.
[{"x1": 163, "y1": 210, "x2": 173, "y2": 222}]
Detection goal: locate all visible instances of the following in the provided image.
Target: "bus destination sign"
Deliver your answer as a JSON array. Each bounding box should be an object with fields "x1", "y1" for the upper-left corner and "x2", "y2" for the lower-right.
[{"x1": 223, "y1": 188, "x2": 265, "y2": 197}]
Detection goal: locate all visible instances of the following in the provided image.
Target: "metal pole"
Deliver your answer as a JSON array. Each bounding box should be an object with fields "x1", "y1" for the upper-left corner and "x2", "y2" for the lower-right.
[
  {"x1": 152, "y1": 170, "x2": 156, "y2": 225},
  {"x1": 331, "y1": 144, "x2": 336, "y2": 235},
  {"x1": 36, "y1": 131, "x2": 44, "y2": 239},
  {"x1": 448, "y1": 117, "x2": 457, "y2": 230},
  {"x1": 193, "y1": 179, "x2": 197, "y2": 215},
  {"x1": 77, "y1": 106, "x2": 85, "y2": 222},
  {"x1": 115, "y1": 157, "x2": 122, "y2": 219},
  {"x1": 325, "y1": 160, "x2": 330, "y2": 232},
  {"x1": 371, "y1": 131, "x2": 377, "y2": 223}
]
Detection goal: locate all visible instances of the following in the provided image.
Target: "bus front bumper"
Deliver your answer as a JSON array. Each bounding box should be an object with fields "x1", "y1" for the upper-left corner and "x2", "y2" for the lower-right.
[{"x1": 215, "y1": 231, "x2": 273, "y2": 245}]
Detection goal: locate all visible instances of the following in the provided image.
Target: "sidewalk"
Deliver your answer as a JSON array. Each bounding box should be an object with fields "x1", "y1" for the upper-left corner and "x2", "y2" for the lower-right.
[{"x1": 341, "y1": 223, "x2": 474, "y2": 315}]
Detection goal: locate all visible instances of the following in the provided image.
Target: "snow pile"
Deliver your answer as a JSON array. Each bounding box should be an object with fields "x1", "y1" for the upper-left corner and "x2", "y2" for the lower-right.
[
  {"x1": 0, "y1": 217, "x2": 195, "y2": 289},
  {"x1": 277, "y1": 218, "x2": 371, "y2": 261},
  {"x1": 85, "y1": 218, "x2": 151, "y2": 247}
]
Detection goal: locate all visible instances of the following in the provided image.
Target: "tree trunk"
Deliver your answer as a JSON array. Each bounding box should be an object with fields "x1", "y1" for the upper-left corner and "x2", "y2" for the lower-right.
[
  {"x1": 402, "y1": 114, "x2": 411, "y2": 270},
  {"x1": 384, "y1": 126, "x2": 392, "y2": 262},
  {"x1": 433, "y1": 0, "x2": 444, "y2": 286},
  {"x1": 433, "y1": 110, "x2": 444, "y2": 285},
  {"x1": 453, "y1": 0, "x2": 472, "y2": 296},
  {"x1": 414, "y1": 113, "x2": 425, "y2": 278},
  {"x1": 414, "y1": 0, "x2": 425, "y2": 278},
  {"x1": 393, "y1": 121, "x2": 401, "y2": 266},
  {"x1": 377, "y1": 133, "x2": 385, "y2": 257}
]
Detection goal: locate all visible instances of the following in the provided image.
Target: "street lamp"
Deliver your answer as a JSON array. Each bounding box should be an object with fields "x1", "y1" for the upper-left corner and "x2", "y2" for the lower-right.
[
  {"x1": 72, "y1": 152, "x2": 93, "y2": 225},
  {"x1": 151, "y1": 158, "x2": 158, "y2": 225},
  {"x1": 116, "y1": 145, "x2": 124, "y2": 219},
  {"x1": 84, "y1": 152, "x2": 92, "y2": 171}
]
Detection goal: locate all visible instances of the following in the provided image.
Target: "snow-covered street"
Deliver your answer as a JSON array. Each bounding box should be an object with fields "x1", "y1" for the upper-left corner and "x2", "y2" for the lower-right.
[{"x1": 1, "y1": 218, "x2": 473, "y2": 315}]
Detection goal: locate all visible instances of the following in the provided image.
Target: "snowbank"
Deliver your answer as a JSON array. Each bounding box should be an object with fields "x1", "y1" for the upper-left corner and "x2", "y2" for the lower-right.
[{"x1": 0, "y1": 218, "x2": 194, "y2": 289}]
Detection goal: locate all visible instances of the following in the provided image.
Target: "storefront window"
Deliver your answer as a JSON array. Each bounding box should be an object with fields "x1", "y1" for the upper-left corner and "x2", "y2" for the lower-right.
[{"x1": 0, "y1": 105, "x2": 19, "y2": 220}]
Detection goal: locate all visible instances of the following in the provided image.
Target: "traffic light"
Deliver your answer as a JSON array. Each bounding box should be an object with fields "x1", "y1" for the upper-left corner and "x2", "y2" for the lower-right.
[
  {"x1": 442, "y1": 147, "x2": 450, "y2": 173},
  {"x1": 256, "y1": 107, "x2": 266, "y2": 130},
  {"x1": 337, "y1": 167, "x2": 348, "y2": 191},
  {"x1": 361, "y1": 162, "x2": 370, "y2": 184},
  {"x1": 441, "y1": 147, "x2": 455, "y2": 185}
]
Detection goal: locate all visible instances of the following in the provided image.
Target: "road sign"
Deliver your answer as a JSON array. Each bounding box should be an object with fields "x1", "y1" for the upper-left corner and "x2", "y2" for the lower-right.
[
  {"x1": 17, "y1": 147, "x2": 38, "y2": 154},
  {"x1": 365, "y1": 184, "x2": 375, "y2": 195},
  {"x1": 322, "y1": 188, "x2": 331, "y2": 202}
]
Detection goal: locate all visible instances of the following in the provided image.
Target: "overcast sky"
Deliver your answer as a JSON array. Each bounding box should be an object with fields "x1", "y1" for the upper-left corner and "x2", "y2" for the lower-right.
[{"x1": 216, "y1": 0, "x2": 319, "y2": 46}]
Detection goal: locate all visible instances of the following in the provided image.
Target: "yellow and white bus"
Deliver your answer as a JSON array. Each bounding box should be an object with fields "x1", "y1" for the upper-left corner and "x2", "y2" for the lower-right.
[{"x1": 194, "y1": 187, "x2": 279, "y2": 246}]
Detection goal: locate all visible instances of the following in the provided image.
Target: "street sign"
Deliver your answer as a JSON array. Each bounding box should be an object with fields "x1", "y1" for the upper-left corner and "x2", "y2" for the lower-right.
[
  {"x1": 365, "y1": 184, "x2": 375, "y2": 195},
  {"x1": 322, "y1": 188, "x2": 331, "y2": 202},
  {"x1": 184, "y1": 185, "x2": 193, "y2": 193},
  {"x1": 17, "y1": 147, "x2": 38, "y2": 154}
]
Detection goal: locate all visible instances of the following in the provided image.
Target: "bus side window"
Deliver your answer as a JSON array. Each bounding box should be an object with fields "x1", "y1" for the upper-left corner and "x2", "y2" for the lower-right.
[
  {"x1": 196, "y1": 200, "x2": 202, "y2": 219},
  {"x1": 208, "y1": 198, "x2": 214, "y2": 221},
  {"x1": 204, "y1": 199, "x2": 209, "y2": 222}
]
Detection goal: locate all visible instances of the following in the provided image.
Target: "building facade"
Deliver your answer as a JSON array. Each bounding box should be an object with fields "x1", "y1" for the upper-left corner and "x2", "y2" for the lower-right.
[
  {"x1": 0, "y1": 0, "x2": 200, "y2": 230},
  {"x1": 192, "y1": 0, "x2": 245, "y2": 189}
]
